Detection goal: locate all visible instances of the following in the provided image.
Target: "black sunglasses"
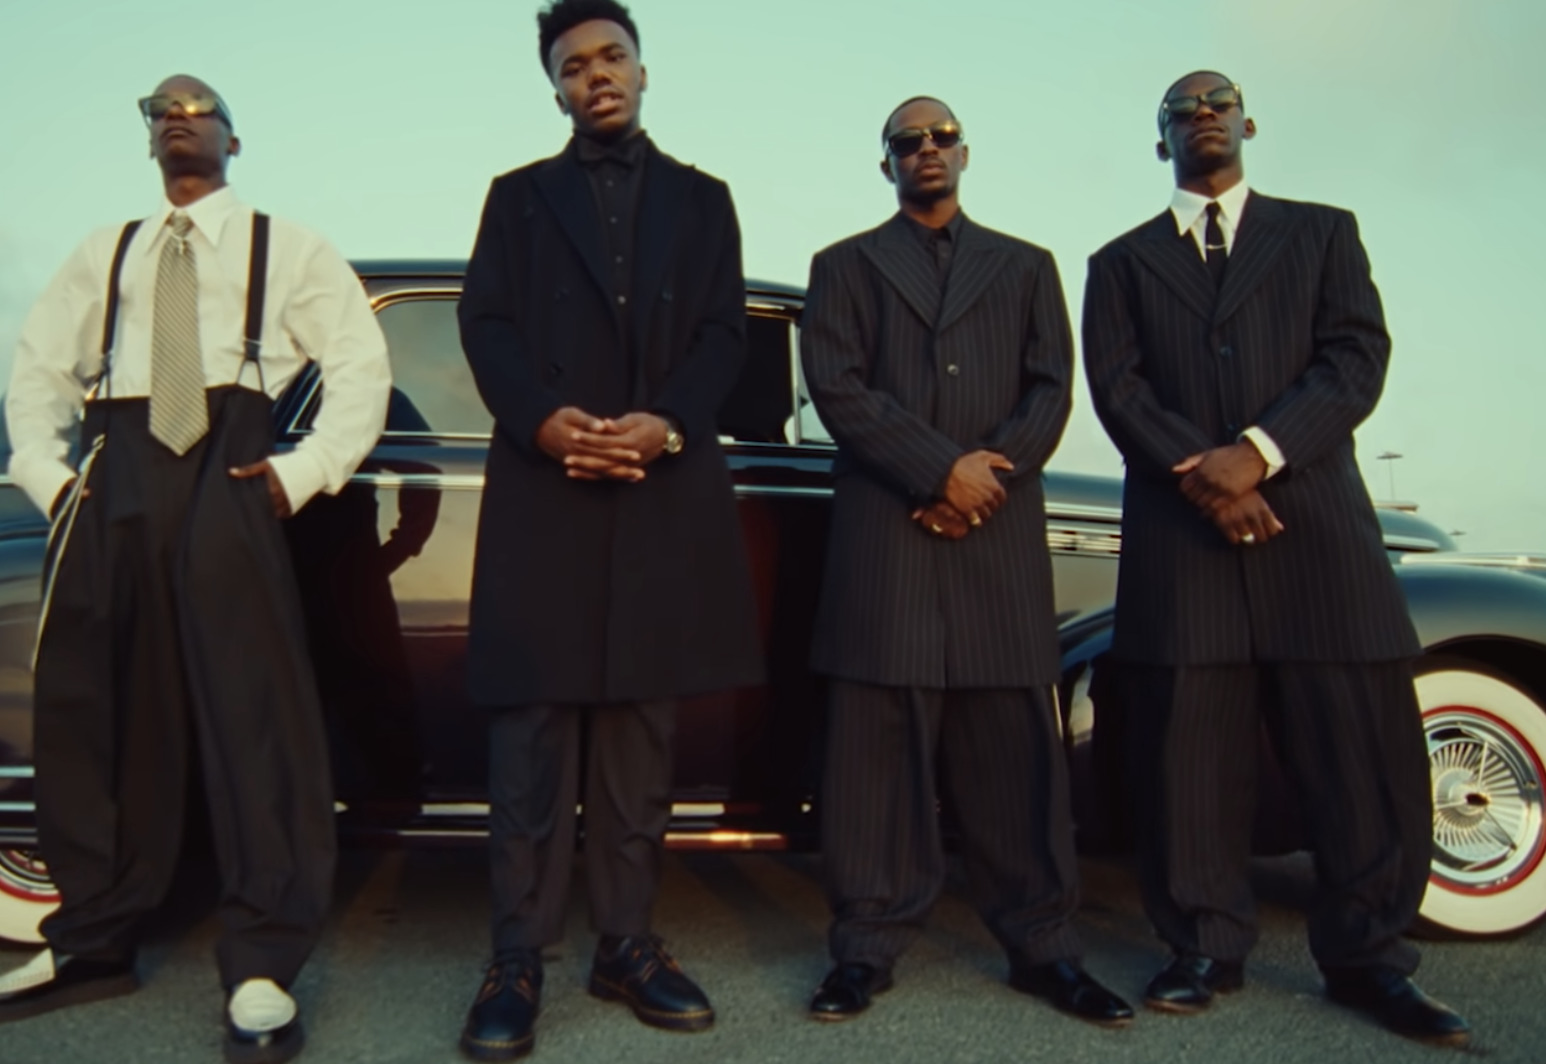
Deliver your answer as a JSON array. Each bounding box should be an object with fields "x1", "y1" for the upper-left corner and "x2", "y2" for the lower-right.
[
  {"x1": 886, "y1": 122, "x2": 963, "y2": 159},
  {"x1": 138, "y1": 91, "x2": 235, "y2": 129},
  {"x1": 1157, "y1": 85, "x2": 1242, "y2": 131}
]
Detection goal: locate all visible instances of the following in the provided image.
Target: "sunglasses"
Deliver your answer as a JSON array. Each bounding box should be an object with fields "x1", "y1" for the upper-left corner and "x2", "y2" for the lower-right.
[
  {"x1": 1158, "y1": 85, "x2": 1242, "y2": 130},
  {"x1": 137, "y1": 91, "x2": 234, "y2": 128},
  {"x1": 886, "y1": 122, "x2": 963, "y2": 159}
]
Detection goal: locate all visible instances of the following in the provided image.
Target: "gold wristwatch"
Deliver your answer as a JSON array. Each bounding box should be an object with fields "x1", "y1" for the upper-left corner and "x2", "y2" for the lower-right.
[{"x1": 662, "y1": 417, "x2": 684, "y2": 456}]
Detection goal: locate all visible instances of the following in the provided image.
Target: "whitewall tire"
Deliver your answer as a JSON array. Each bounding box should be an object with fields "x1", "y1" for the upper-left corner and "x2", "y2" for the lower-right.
[
  {"x1": 1417, "y1": 658, "x2": 1546, "y2": 937},
  {"x1": 0, "y1": 848, "x2": 57, "y2": 945}
]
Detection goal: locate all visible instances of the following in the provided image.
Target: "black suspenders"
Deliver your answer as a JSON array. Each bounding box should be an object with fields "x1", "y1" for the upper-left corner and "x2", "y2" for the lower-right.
[{"x1": 97, "y1": 211, "x2": 272, "y2": 395}]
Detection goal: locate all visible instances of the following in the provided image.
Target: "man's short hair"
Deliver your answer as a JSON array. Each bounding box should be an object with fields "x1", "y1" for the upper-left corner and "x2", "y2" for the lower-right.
[
  {"x1": 537, "y1": 0, "x2": 640, "y2": 73},
  {"x1": 880, "y1": 96, "x2": 957, "y2": 147}
]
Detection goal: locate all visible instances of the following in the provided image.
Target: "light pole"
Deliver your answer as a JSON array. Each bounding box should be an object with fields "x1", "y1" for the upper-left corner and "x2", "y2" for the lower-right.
[{"x1": 1376, "y1": 451, "x2": 1403, "y2": 500}]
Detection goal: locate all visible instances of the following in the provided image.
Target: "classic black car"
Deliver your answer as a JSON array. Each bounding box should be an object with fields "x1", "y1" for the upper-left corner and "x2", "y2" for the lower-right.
[{"x1": 1, "y1": 261, "x2": 1544, "y2": 945}]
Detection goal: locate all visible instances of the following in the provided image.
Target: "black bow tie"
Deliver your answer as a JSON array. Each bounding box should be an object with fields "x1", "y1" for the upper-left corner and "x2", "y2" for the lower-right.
[{"x1": 575, "y1": 133, "x2": 645, "y2": 169}]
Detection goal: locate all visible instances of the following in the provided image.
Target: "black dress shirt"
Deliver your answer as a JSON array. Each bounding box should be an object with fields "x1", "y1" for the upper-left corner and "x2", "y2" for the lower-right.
[
  {"x1": 574, "y1": 130, "x2": 647, "y2": 331},
  {"x1": 901, "y1": 208, "x2": 964, "y2": 287}
]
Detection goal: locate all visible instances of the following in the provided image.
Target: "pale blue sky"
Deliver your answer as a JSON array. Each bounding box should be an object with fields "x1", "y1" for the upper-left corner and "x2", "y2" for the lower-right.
[{"x1": 1, "y1": 0, "x2": 1541, "y2": 548}]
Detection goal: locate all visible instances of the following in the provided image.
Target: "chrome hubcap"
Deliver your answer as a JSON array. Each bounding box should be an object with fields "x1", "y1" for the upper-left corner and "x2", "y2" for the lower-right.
[
  {"x1": 1427, "y1": 710, "x2": 1545, "y2": 892},
  {"x1": 0, "y1": 849, "x2": 55, "y2": 901}
]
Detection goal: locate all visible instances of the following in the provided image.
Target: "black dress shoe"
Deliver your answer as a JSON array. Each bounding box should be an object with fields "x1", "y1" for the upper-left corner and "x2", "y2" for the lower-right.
[
  {"x1": 460, "y1": 957, "x2": 542, "y2": 1062},
  {"x1": 1323, "y1": 966, "x2": 1471, "y2": 1048},
  {"x1": 809, "y1": 962, "x2": 894, "y2": 1022},
  {"x1": 1008, "y1": 958, "x2": 1135, "y2": 1028},
  {"x1": 1143, "y1": 953, "x2": 1245, "y2": 1014},
  {"x1": 0, "y1": 950, "x2": 138, "y2": 1024},
  {"x1": 589, "y1": 935, "x2": 714, "y2": 1032}
]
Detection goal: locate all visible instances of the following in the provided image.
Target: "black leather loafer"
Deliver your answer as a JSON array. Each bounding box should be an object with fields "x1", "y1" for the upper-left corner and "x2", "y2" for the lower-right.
[
  {"x1": 809, "y1": 962, "x2": 894, "y2": 1021},
  {"x1": 1009, "y1": 958, "x2": 1135, "y2": 1028},
  {"x1": 1323, "y1": 966, "x2": 1471, "y2": 1048},
  {"x1": 460, "y1": 958, "x2": 542, "y2": 1062},
  {"x1": 1143, "y1": 953, "x2": 1245, "y2": 1014},
  {"x1": 0, "y1": 951, "x2": 138, "y2": 1024},
  {"x1": 589, "y1": 935, "x2": 714, "y2": 1032}
]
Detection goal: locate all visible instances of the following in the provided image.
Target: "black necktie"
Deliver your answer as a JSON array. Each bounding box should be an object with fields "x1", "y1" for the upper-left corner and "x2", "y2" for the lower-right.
[
  {"x1": 1204, "y1": 201, "x2": 1228, "y2": 289},
  {"x1": 931, "y1": 227, "x2": 954, "y2": 280}
]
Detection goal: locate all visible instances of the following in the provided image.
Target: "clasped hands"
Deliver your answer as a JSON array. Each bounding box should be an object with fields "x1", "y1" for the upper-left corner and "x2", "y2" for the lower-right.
[
  {"x1": 537, "y1": 406, "x2": 672, "y2": 481},
  {"x1": 910, "y1": 450, "x2": 1014, "y2": 540},
  {"x1": 1172, "y1": 441, "x2": 1284, "y2": 547}
]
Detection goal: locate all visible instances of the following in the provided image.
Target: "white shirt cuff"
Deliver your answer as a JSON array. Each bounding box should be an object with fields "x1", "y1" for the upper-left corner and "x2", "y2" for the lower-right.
[
  {"x1": 10, "y1": 457, "x2": 78, "y2": 520},
  {"x1": 266, "y1": 449, "x2": 331, "y2": 514},
  {"x1": 1240, "y1": 426, "x2": 1286, "y2": 479}
]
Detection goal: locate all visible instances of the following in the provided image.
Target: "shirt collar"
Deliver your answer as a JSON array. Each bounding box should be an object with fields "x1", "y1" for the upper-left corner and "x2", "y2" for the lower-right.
[
  {"x1": 901, "y1": 207, "x2": 966, "y2": 248},
  {"x1": 573, "y1": 130, "x2": 649, "y2": 169},
  {"x1": 1169, "y1": 180, "x2": 1251, "y2": 237},
  {"x1": 143, "y1": 185, "x2": 244, "y2": 255}
]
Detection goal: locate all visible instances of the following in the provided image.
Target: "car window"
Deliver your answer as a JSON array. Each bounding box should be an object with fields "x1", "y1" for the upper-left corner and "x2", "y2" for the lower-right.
[
  {"x1": 373, "y1": 297, "x2": 493, "y2": 436},
  {"x1": 717, "y1": 313, "x2": 798, "y2": 444}
]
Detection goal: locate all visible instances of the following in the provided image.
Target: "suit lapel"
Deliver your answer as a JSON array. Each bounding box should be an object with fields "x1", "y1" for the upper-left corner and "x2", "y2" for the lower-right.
[
  {"x1": 1126, "y1": 211, "x2": 1217, "y2": 322},
  {"x1": 1213, "y1": 193, "x2": 1294, "y2": 324},
  {"x1": 936, "y1": 218, "x2": 1004, "y2": 334},
  {"x1": 532, "y1": 148, "x2": 612, "y2": 306},
  {"x1": 630, "y1": 144, "x2": 690, "y2": 353},
  {"x1": 860, "y1": 215, "x2": 944, "y2": 328}
]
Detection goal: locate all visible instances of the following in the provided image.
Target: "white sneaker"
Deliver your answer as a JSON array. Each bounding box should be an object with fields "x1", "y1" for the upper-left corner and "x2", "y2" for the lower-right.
[{"x1": 227, "y1": 978, "x2": 297, "y2": 1034}]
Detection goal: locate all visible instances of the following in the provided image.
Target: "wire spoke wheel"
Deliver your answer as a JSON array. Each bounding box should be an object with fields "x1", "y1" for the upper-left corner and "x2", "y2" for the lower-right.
[{"x1": 1417, "y1": 659, "x2": 1546, "y2": 937}]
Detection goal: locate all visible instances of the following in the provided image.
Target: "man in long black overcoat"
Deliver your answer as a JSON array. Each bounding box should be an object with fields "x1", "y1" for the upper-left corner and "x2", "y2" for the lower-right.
[
  {"x1": 1082, "y1": 70, "x2": 1469, "y2": 1046},
  {"x1": 454, "y1": 2, "x2": 761, "y2": 1058},
  {"x1": 798, "y1": 96, "x2": 1131, "y2": 1028}
]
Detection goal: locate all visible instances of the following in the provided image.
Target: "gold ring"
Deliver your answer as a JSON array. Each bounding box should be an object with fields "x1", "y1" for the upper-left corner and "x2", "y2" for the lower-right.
[
  {"x1": 969, "y1": 515, "x2": 982, "y2": 527},
  {"x1": 1240, "y1": 532, "x2": 1257, "y2": 545},
  {"x1": 930, "y1": 523, "x2": 944, "y2": 534}
]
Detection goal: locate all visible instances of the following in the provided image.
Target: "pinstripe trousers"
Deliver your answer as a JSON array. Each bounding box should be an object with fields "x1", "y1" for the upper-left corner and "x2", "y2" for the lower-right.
[
  {"x1": 1120, "y1": 662, "x2": 1430, "y2": 972},
  {"x1": 822, "y1": 681, "x2": 1084, "y2": 969}
]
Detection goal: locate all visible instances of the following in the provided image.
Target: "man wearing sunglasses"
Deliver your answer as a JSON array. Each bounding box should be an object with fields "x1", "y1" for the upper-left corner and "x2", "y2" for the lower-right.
[
  {"x1": 799, "y1": 96, "x2": 1131, "y2": 1027},
  {"x1": 0, "y1": 74, "x2": 390, "y2": 1063},
  {"x1": 1082, "y1": 71, "x2": 1469, "y2": 1046},
  {"x1": 455, "y1": 0, "x2": 761, "y2": 1058}
]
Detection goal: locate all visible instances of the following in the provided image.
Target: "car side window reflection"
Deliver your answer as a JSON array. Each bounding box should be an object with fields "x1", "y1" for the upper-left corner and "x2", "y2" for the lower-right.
[{"x1": 374, "y1": 298, "x2": 493, "y2": 437}]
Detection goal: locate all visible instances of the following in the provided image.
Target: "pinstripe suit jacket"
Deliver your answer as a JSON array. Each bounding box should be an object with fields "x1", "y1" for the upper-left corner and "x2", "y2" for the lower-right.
[
  {"x1": 1082, "y1": 192, "x2": 1420, "y2": 665},
  {"x1": 801, "y1": 213, "x2": 1072, "y2": 688}
]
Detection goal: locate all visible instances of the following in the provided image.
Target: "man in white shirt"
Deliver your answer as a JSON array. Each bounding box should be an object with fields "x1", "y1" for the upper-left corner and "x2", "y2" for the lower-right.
[
  {"x1": 1082, "y1": 70, "x2": 1468, "y2": 1047},
  {"x1": 0, "y1": 75, "x2": 390, "y2": 1064}
]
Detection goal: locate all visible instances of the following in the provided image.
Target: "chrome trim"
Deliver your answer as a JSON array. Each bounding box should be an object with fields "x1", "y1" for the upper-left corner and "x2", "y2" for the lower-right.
[
  {"x1": 1401, "y1": 552, "x2": 1546, "y2": 572},
  {"x1": 1045, "y1": 502, "x2": 1123, "y2": 523},
  {"x1": 0, "y1": 768, "x2": 35, "y2": 779},
  {"x1": 1384, "y1": 534, "x2": 1445, "y2": 552},
  {"x1": 735, "y1": 484, "x2": 831, "y2": 500},
  {"x1": 1046, "y1": 525, "x2": 1123, "y2": 556},
  {"x1": 351, "y1": 472, "x2": 484, "y2": 491},
  {"x1": 413, "y1": 801, "x2": 727, "y2": 818},
  {"x1": 0, "y1": 803, "x2": 34, "y2": 814}
]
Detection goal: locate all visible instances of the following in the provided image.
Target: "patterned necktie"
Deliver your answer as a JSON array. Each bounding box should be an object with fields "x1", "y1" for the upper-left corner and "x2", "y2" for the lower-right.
[
  {"x1": 1204, "y1": 201, "x2": 1228, "y2": 289},
  {"x1": 149, "y1": 212, "x2": 209, "y2": 454}
]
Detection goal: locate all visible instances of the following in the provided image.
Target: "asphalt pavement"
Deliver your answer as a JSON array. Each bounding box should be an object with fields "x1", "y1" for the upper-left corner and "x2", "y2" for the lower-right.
[{"x1": 0, "y1": 848, "x2": 1537, "y2": 1064}]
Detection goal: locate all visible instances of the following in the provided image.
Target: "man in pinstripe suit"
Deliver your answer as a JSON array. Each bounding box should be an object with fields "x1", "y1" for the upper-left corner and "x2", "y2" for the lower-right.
[
  {"x1": 798, "y1": 96, "x2": 1132, "y2": 1027},
  {"x1": 1082, "y1": 70, "x2": 1469, "y2": 1046}
]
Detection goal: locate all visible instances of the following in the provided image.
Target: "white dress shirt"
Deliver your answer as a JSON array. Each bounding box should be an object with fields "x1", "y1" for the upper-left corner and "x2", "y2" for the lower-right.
[
  {"x1": 6, "y1": 186, "x2": 391, "y2": 516},
  {"x1": 1168, "y1": 181, "x2": 1285, "y2": 478}
]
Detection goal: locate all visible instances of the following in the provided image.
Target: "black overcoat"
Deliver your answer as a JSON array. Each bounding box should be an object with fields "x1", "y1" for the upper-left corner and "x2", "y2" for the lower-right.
[
  {"x1": 1082, "y1": 193, "x2": 1420, "y2": 666},
  {"x1": 458, "y1": 141, "x2": 763, "y2": 705},
  {"x1": 801, "y1": 214, "x2": 1073, "y2": 689}
]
